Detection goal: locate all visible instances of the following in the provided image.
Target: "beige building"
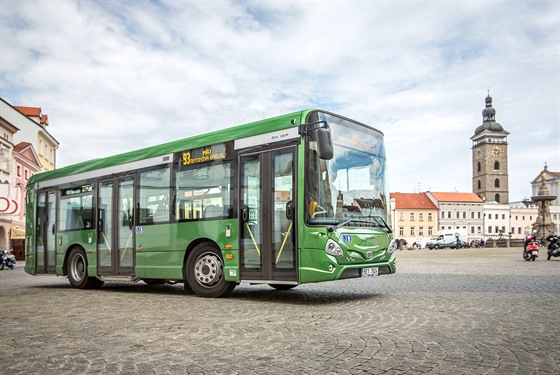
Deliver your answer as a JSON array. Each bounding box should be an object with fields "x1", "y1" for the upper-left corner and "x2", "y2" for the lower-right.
[
  {"x1": 390, "y1": 192, "x2": 438, "y2": 248},
  {"x1": 509, "y1": 201, "x2": 538, "y2": 239},
  {"x1": 0, "y1": 98, "x2": 58, "y2": 171}
]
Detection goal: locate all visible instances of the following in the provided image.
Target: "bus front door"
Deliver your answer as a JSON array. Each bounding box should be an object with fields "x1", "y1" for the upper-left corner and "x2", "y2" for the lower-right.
[
  {"x1": 97, "y1": 177, "x2": 135, "y2": 276},
  {"x1": 239, "y1": 146, "x2": 297, "y2": 284}
]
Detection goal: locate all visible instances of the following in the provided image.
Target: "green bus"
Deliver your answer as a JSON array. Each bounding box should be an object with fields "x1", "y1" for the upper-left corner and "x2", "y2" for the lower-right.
[{"x1": 25, "y1": 109, "x2": 396, "y2": 297}]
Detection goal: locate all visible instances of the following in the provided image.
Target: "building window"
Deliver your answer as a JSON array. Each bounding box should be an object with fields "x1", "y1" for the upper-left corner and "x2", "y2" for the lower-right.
[
  {"x1": 447, "y1": 211, "x2": 451, "y2": 219},
  {"x1": 428, "y1": 213, "x2": 433, "y2": 221},
  {"x1": 495, "y1": 193, "x2": 500, "y2": 203},
  {"x1": 477, "y1": 161, "x2": 481, "y2": 172},
  {"x1": 478, "y1": 212, "x2": 481, "y2": 219},
  {"x1": 410, "y1": 227, "x2": 415, "y2": 236},
  {"x1": 410, "y1": 212, "x2": 415, "y2": 221},
  {"x1": 471, "y1": 227, "x2": 475, "y2": 234},
  {"x1": 502, "y1": 214, "x2": 505, "y2": 219},
  {"x1": 419, "y1": 227, "x2": 424, "y2": 236},
  {"x1": 24, "y1": 170, "x2": 28, "y2": 180},
  {"x1": 456, "y1": 211, "x2": 460, "y2": 219},
  {"x1": 419, "y1": 213, "x2": 424, "y2": 221},
  {"x1": 471, "y1": 212, "x2": 474, "y2": 219},
  {"x1": 494, "y1": 178, "x2": 500, "y2": 188},
  {"x1": 399, "y1": 212, "x2": 404, "y2": 221},
  {"x1": 17, "y1": 166, "x2": 21, "y2": 176},
  {"x1": 494, "y1": 160, "x2": 500, "y2": 170},
  {"x1": 477, "y1": 180, "x2": 481, "y2": 189},
  {"x1": 441, "y1": 211, "x2": 445, "y2": 219},
  {"x1": 488, "y1": 226, "x2": 492, "y2": 233},
  {"x1": 428, "y1": 227, "x2": 433, "y2": 235},
  {"x1": 399, "y1": 227, "x2": 404, "y2": 236}
]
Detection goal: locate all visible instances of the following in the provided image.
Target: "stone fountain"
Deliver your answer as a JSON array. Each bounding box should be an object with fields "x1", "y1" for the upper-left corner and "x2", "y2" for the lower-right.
[{"x1": 531, "y1": 168, "x2": 557, "y2": 242}]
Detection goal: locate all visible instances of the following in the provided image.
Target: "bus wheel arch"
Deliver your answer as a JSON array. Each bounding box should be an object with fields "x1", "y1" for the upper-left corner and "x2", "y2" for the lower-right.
[
  {"x1": 66, "y1": 246, "x2": 103, "y2": 289},
  {"x1": 184, "y1": 240, "x2": 235, "y2": 298}
]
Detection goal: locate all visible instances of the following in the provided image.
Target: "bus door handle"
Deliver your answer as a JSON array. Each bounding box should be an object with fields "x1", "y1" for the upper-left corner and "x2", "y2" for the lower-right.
[
  {"x1": 128, "y1": 209, "x2": 134, "y2": 230},
  {"x1": 97, "y1": 219, "x2": 104, "y2": 233},
  {"x1": 51, "y1": 224, "x2": 56, "y2": 235},
  {"x1": 241, "y1": 206, "x2": 249, "y2": 222},
  {"x1": 285, "y1": 200, "x2": 294, "y2": 220}
]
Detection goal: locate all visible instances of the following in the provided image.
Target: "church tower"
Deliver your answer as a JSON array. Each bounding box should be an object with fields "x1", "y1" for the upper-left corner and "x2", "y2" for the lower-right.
[{"x1": 471, "y1": 93, "x2": 510, "y2": 203}]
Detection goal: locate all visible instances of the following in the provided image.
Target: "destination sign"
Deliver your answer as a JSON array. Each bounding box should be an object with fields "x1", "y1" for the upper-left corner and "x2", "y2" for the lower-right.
[{"x1": 180, "y1": 142, "x2": 229, "y2": 166}]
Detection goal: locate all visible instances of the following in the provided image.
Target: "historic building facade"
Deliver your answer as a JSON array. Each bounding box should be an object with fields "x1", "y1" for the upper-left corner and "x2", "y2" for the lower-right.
[
  {"x1": 471, "y1": 94, "x2": 510, "y2": 204},
  {"x1": 0, "y1": 98, "x2": 56, "y2": 259},
  {"x1": 390, "y1": 192, "x2": 438, "y2": 247}
]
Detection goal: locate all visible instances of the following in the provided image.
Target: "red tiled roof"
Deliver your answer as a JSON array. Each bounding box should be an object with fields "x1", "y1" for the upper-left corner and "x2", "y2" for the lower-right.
[
  {"x1": 40, "y1": 114, "x2": 48, "y2": 125},
  {"x1": 429, "y1": 192, "x2": 484, "y2": 203},
  {"x1": 13, "y1": 142, "x2": 32, "y2": 152},
  {"x1": 15, "y1": 106, "x2": 41, "y2": 117},
  {"x1": 390, "y1": 192, "x2": 437, "y2": 209}
]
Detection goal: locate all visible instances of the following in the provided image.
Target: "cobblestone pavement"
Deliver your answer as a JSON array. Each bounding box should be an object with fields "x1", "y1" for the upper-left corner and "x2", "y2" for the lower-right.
[{"x1": 0, "y1": 247, "x2": 559, "y2": 375}]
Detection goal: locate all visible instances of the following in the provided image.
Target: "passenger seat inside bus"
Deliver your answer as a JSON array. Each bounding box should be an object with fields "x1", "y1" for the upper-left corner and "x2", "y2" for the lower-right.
[{"x1": 203, "y1": 205, "x2": 223, "y2": 219}]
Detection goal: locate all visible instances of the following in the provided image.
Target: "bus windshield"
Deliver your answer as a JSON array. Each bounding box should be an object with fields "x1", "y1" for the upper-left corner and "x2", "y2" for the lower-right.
[{"x1": 305, "y1": 112, "x2": 390, "y2": 230}]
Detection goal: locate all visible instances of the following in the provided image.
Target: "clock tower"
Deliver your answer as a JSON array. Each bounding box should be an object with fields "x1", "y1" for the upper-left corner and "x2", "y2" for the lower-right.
[{"x1": 471, "y1": 93, "x2": 510, "y2": 203}]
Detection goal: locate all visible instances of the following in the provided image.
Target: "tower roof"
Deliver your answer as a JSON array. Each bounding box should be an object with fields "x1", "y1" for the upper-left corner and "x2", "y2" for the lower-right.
[{"x1": 472, "y1": 93, "x2": 509, "y2": 137}]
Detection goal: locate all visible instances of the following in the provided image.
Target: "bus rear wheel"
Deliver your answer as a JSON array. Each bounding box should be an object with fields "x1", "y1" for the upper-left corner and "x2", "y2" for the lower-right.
[
  {"x1": 67, "y1": 247, "x2": 103, "y2": 289},
  {"x1": 185, "y1": 243, "x2": 236, "y2": 298}
]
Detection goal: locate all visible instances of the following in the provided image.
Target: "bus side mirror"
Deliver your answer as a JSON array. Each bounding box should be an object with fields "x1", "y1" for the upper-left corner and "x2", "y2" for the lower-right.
[{"x1": 316, "y1": 126, "x2": 333, "y2": 160}]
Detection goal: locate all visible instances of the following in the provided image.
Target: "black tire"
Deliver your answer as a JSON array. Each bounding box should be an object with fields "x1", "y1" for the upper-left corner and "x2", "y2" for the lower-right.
[
  {"x1": 531, "y1": 255, "x2": 536, "y2": 261},
  {"x1": 434, "y1": 244, "x2": 440, "y2": 250},
  {"x1": 523, "y1": 251, "x2": 531, "y2": 261},
  {"x1": 0, "y1": 262, "x2": 4, "y2": 270},
  {"x1": 67, "y1": 247, "x2": 104, "y2": 289},
  {"x1": 185, "y1": 243, "x2": 236, "y2": 298},
  {"x1": 269, "y1": 284, "x2": 297, "y2": 291}
]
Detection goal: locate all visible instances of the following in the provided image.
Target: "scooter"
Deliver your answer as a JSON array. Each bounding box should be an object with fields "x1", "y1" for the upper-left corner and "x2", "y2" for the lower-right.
[
  {"x1": 0, "y1": 249, "x2": 16, "y2": 270},
  {"x1": 545, "y1": 234, "x2": 560, "y2": 260},
  {"x1": 523, "y1": 231, "x2": 539, "y2": 261}
]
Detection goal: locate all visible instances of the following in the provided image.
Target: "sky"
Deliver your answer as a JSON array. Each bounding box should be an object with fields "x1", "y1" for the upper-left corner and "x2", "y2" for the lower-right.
[{"x1": 1, "y1": 0, "x2": 558, "y2": 203}]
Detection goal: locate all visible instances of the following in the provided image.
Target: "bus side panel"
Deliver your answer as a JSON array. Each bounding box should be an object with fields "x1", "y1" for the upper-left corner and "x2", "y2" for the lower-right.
[{"x1": 135, "y1": 219, "x2": 238, "y2": 281}]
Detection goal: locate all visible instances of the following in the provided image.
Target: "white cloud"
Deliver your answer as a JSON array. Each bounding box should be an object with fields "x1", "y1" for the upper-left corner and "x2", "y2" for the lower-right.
[{"x1": 1, "y1": 0, "x2": 558, "y2": 201}]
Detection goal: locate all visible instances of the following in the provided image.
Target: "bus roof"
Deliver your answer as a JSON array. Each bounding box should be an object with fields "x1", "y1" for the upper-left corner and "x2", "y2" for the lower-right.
[{"x1": 29, "y1": 109, "x2": 313, "y2": 184}]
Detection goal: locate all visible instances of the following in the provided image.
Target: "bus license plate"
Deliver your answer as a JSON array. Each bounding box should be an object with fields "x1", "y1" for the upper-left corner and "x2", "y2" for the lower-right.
[{"x1": 361, "y1": 267, "x2": 378, "y2": 277}]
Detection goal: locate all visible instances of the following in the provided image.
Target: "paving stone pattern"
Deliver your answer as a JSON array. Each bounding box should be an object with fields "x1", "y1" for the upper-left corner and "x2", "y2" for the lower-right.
[{"x1": 0, "y1": 247, "x2": 558, "y2": 374}]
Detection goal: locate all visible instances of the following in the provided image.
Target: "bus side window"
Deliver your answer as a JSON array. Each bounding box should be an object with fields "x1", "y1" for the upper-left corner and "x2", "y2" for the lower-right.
[
  {"x1": 175, "y1": 162, "x2": 232, "y2": 222},
  {"x1": 138, "y1": 165, "x2": 171, "y2": 225}
]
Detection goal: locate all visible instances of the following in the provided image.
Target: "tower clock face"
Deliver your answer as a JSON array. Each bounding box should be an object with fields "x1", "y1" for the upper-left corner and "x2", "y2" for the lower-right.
[
  {"x1": 492, "y1": 146, "x2": 502, "y2": 157},
  {"x1": 476, "y1": 149, "x2": 482, "y2": 159}
]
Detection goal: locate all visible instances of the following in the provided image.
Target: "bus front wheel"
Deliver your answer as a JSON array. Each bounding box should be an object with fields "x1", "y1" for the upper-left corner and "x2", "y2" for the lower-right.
[
  {"x1": 185, "y1": 243, "x2": 236, "y2": 298},
  {"x1": 67, "y1": 247, "x2": 103, "y2": 289}
]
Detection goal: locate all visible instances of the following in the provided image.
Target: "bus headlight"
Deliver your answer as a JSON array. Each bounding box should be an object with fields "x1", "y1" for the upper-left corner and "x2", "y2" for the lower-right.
[
  {"x1": 325, "y1": 239, "x2": 343, "y2": 257},
  {"x1": 387, "y1": 239, "x2": 397, "y2": 254}
]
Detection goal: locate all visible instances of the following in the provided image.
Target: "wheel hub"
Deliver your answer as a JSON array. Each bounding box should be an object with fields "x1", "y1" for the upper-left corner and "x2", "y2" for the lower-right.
[{"x1": 194, "y1": 254, "x2": 223, "y2": 287}]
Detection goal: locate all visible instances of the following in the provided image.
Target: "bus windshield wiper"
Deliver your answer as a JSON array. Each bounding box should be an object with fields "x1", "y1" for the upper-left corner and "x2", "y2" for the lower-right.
[
  {"x1": 328, "y1": 218, "x2": 373, "y2": 232},
  {"x1": 328, "y1": 216, "x2": 393, "y2": 233},
  {"x1": 327, "y1": 219, "x2": 353, "y2": 232}
]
